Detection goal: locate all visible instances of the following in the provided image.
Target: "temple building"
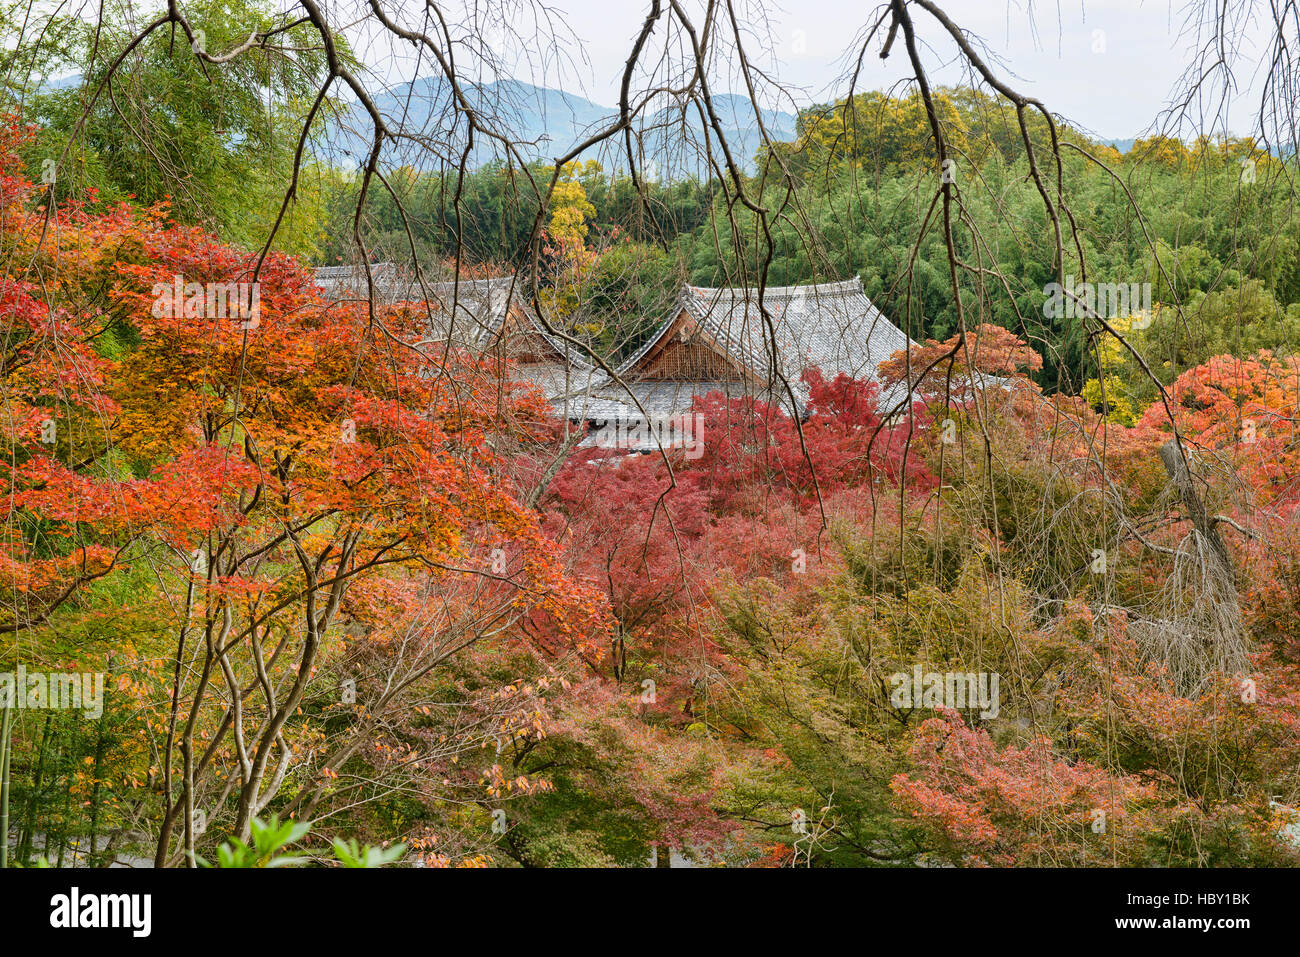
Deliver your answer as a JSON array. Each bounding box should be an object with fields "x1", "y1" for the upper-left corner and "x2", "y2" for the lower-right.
[
  {"x1": 313, "y1": 264, "x2": 607, "y2": 401},
  {"x1": 313, "y1": 266, "x2": 917, "y2": 446},
  {"x1": 558, "y1": 276, "x2": 916, "y2": 431}
]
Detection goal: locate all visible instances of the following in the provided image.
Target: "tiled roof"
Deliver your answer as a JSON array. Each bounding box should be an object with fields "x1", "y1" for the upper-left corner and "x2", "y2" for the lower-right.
[
  {"x1": 599, "y1": 276, "x2": 917, "y2": 422},
  {"x1": 314, "y1": 262, "x2": 427, "y2": 306},
  {"x1": 673, "y1": 276, "x2": 913, "y2": 387},
  {"x1": 562, "y1": 379, "x2": 735, "y2": 423},
  {"x1": 315, "y1": 265, "x2": 515, "y2": 348},
  {"x1": 313, "y1": 266, "x2": 593, "y2": 364},
  {"x1": 525, "y1": 361, "x2": 611, "y2": 413},
  {"x1": 314, "y1": 267, "x2": 928, "y2": 429}
]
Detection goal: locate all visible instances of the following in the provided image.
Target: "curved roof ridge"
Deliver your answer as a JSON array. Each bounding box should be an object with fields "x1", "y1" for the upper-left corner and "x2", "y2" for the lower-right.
[{"x1": 682, "y1": 275, "x2": 864, "y2": 299}]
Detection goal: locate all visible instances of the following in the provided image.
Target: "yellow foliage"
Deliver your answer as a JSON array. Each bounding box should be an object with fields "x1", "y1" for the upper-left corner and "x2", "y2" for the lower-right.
[{"x1": 547, "y1": 160, "x2": 598, "y2": 245}]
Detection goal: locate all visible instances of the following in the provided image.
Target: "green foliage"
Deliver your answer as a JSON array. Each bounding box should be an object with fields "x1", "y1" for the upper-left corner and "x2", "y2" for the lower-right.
[
  {"x1": 207, "y1": 816, "x2": 313, "y2": 868},
  {"x1": 202, "y1": 815, "x2": 406, "y2": 868},
  {"x1": 6, "y1": 0, "x2": 344, "y2": 256},
  {"x1": 330, "y1": 837, "x2": 408, "y2": 868},
  {"x1": 310, "y1": 86, "x2": 1300, "y2": 395}
]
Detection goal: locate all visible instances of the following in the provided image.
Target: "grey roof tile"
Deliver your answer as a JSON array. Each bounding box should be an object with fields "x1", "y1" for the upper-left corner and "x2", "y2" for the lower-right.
[
  {"x1": 315, "y1": 267, "x2": 925, "y2": 428},
  {"x1": 593, "y1": 276, "x2": 917, "y2": 423},
  {"x1": 313, "y1": 266, "x2": 597, "y2": 365}
]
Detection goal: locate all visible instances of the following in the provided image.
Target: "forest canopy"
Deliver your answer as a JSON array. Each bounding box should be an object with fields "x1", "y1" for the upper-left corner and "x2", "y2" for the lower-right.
[{"x1": 0, "y1": 0, "x2": 1298, "y2": 876}]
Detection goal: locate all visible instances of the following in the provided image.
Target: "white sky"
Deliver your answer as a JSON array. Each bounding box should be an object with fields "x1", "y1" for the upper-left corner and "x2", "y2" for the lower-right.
[
  {"x1": 38, "y1": 1, "x2": 1274, "y2": 140},
  {"x1": 462, "y1": 0, "x2": 1270, "y2": 141}
]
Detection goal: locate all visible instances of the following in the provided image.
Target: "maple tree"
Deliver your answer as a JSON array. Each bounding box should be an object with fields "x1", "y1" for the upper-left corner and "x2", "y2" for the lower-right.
[
  {"x1": 890, "y1": 708, "x2": 1159, "y2": 866},
  {"x1": 1139, "y1": 350, "x2": 1300, "y2": 504},
  {"x1": 0, "y1": 121, "x2": 607, "y2": 865},
  {"x1": 4, "y1": 0, "x2": 1300, "y2": 876}
]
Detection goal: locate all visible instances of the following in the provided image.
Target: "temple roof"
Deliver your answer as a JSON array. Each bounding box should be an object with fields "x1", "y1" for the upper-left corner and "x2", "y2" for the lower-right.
[
  {"x1": 620, "y1": 276, "x2": 912, "y2": 385},
  {"x1": 312, "y1": 267, "x2": 927, "y2": 433},
  {"x1": 313, "y1": 266, "x2": 590, "y2": 364},
  {"x1": 592, "y1": 276, "x2": 917, "y2": 424}
]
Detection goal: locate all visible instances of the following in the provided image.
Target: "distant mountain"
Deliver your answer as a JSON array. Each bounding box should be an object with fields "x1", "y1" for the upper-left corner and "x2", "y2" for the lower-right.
[
  {"x1": 43, "y1": 73, "x2": 83, "y2": 91},
  {"x1": 319, "y1": 78, "x2": 796, "y2": 178},
  {"x1": 1101, "y1": 137, "x2": 1136, "y2": 154}
]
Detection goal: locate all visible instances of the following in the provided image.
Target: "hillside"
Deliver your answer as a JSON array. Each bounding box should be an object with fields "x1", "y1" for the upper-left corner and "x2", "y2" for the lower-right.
[{"x1": 319, "y1": 77, "x2": 796, "y2": 176}]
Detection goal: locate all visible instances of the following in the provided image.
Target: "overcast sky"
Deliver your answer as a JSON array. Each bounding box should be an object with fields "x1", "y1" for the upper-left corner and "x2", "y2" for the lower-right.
[{"x1": 456, "y1": 0, "x2": 1269, "y2": 141}]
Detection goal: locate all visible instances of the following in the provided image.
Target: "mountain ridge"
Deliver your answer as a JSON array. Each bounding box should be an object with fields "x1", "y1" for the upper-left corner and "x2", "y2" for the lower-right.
[{"x1": 321, "y1": 77, "x2": 798, "y2": 177}]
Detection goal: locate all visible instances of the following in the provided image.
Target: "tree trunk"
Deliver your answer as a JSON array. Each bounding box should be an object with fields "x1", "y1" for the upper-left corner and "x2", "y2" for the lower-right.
[
  {"x1": 87, "y1": 717, "x2": 109, "y2": 866},
  {"x1": 1158, "y1": 439, "x2": 1235, "y2": 585},
  {"x1": 17, "y1": 713, "x2": 52, "y2": 864},
  {"x1": 1157, "y1": 438, "x2": 1246, "y2": 682},
  {"x1": 0, "y1": 705, "x2": 12, "y2": 868}
]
